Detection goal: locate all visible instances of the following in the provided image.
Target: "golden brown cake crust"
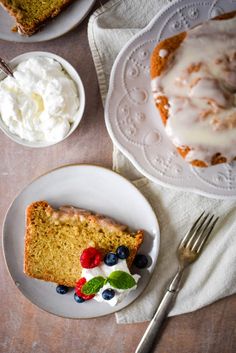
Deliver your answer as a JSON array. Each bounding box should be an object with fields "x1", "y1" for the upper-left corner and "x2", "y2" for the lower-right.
[
  {"x1": 24, "y1": 201, "x2": 144, "y2": 287},
  {"x1": 150, "y1": 11, "x2": 236, "y2": 167},
  {"x1": 0, "y1": 0, "x2": 75, "y2": 36}
]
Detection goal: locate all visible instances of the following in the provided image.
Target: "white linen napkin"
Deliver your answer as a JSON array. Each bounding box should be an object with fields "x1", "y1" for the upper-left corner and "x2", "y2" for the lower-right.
[{"x1": 88, "y1": 0, "x2": 236, "y2": 324}]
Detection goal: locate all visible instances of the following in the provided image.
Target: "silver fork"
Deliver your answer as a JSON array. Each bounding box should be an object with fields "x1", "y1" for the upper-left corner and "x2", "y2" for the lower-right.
[{"x1": 135, "y1": 212, "x2": 219, "y2": 353}]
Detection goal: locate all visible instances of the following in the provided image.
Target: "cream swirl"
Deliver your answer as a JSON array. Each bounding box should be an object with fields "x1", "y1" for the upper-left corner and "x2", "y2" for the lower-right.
[
  {"x1": 82, "y1": 260, "x2": 140, "y2": 307},
  {"x1": 0, "y1": 57, "x2": 80, "y2": 143}
]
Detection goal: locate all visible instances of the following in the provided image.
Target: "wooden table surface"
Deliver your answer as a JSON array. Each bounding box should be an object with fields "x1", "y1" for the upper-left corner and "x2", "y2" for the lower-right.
[{"x1": 0, "y1": 4, "x2": 236, "y2": 353}]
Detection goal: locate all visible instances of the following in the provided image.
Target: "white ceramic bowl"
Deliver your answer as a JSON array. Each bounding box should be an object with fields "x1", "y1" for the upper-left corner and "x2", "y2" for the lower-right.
[{"x1": 0, "y1": 51, "x2": 85, "y2": 148}]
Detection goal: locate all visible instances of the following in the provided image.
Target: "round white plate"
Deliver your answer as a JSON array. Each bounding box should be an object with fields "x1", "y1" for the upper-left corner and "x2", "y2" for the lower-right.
[
  {"x1": 3, "y1": 164, "x2": 160, "y2": 319},
  {"x1": 0, "y1": 0, "x2": 96, "y2": 42},
  {"x1": 105, "y1": 0, "x2": 236, "y2": 199}
]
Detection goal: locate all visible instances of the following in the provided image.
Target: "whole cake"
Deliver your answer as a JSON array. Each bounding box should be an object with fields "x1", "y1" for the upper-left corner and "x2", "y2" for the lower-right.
[
  {"x1": 150, "y1": 11, "x2": 236, "y2": 167},
  {"x1": 0, "y1": 0, "x2": 75, "y2": 36},
  {"x1": 24, "y1": 201, "x2": 144, "y2": 287}
]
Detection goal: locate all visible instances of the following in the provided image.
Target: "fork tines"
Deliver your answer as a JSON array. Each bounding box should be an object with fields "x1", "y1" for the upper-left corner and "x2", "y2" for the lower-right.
[{"x1": 180, "y1": 212, "x2": 219, "y2": 253}]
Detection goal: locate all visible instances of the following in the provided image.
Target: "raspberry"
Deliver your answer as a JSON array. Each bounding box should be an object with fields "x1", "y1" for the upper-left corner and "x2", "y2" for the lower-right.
[
  {"x1": 75, "y1": 277, "x2": 95, "y2": 300},
  {"x1": 80, "y1": 247, "x2": 102, "y2": 269}
]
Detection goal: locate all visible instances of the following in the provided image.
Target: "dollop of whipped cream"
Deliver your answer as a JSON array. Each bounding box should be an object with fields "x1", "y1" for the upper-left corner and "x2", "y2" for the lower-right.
[
  {"x1": 82, "y1": 259, "x2": 140, "y2": 307},
  {"x1": 0, "y1": 57, "x2": 80, "y2": 143},
  {"x1": 151, "y1": 16, "x2": 236, "y2": 165}
]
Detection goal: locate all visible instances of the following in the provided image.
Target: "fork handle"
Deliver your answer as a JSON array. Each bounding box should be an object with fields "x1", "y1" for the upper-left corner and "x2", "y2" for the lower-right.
[
  {"x1": 135, "y1": 290, "x2": 176, "y2": 353},
  {"x1": 135, "y1": 270, "x2": 184, "y2": 353}
]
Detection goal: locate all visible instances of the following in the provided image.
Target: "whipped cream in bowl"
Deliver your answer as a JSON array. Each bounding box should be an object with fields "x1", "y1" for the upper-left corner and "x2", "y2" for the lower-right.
[{"x1": 0, "y1": 51, "x2": 85, "y2": 147}]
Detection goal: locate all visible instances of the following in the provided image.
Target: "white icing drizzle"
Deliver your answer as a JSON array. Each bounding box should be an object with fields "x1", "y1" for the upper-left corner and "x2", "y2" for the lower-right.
[
  {"x1": 159, "y1": 49, "x2": 168, "y2": 58},
  {"x1": 152, "y1": 16, "x2": 236, "y2": 165}
]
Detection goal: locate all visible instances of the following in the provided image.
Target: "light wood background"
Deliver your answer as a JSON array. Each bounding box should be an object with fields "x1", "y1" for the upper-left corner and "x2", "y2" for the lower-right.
[{"x1": 0, "y1": 2, "x2": 235, "y2": 353}]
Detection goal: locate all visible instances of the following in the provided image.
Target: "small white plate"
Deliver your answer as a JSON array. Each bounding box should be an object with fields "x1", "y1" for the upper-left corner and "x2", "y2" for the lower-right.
[
  {"x1": 0, "y1": 0, "x2": 96, "y2": 42},
  {"x1": 3, "y1": 164, "x2": 160, "y2": 319},
  {"x1": 0, "y1": 51, "x2": 85, "y2": 148},
  {"x1": 105, "y1": 0, "x2": 236, "y2": 199}
]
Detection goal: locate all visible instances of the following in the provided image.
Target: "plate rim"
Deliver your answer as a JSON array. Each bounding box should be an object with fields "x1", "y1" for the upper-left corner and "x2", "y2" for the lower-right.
[
  {"x1": 2, "y1": 163, "x2": 160, "y2": 319},
  {"x1": 104, "y1": 0, "x2": 236, "y2": 200},
  {"x1": 0, "y1": 0, "x2": 96, "y2": 43}
]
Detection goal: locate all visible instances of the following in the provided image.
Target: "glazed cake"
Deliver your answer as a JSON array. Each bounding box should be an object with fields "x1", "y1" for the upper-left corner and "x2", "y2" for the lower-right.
[
  {"x1": 0, "y1": 0, "x2": 75, "y2": 36},
  {"x1": 150, "y1": 12, "x2": 236, "y2": 167},
  {"x1": 24, "y1": 201, "x2": 144, "y2": 287}
]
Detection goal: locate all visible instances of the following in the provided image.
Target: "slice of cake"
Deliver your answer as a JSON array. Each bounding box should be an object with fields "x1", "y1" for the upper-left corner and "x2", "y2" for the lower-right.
[
  {"x1": 0, "y1": 0, "x2": 75, "y2": 36},
  {"x1": 24, "y1": 201, "x2": 144, "y2": 287},
  {"x1": 150, "y1": 11, "x2": 236, "y2": 167}
]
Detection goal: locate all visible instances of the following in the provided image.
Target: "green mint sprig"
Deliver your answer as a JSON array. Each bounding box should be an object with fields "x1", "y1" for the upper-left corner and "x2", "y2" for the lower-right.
[
  {"x1": 107, "y1": 270, "x2": 136, "y2": 289},
  {"x1": 81, "y1": 276, "x2": 106, "y2": 295},
  {"x1": 81, "y1": 271, "x2": 136, "y2": 295}
]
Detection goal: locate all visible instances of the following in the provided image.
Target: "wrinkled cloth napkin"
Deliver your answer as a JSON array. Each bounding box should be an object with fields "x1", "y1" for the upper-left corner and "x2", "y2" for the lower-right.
[{"x1": 88, "y1": 0, "x2": 236, "y2": 324}]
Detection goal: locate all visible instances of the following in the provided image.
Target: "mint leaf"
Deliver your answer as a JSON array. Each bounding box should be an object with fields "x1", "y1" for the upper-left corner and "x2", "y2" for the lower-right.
[
  {"x1": 81, "y1": 276, "x2": 106, "y2": 295},
  {"x1": 107, "y1": 270, "x2": 136, "y2": 290}
]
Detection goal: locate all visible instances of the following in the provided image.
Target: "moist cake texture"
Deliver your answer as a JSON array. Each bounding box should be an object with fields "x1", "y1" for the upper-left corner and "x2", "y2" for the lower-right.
[
  {"x1": 24, "y1": 201, "x2": 144, "y2": 287},
  {"x1": 0, "y1": 0, "x2": 75, "y2": 35}
]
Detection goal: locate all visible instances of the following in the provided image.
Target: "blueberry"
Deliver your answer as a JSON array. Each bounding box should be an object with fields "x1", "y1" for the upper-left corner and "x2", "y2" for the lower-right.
[
  {"x1": 56, "y1": 285, "x2": 69, "y2": 295},
  {"x1": 102, "y1": 288, "x2": 115, "y2": 300},
  {"x1": 74, "y1": 293, "x2": 85, "y2": 303},
  {"x1": 134, "y1": 254, "x2": 148, "y2": 268},
  {"x1": 116, "y1": 245, "x2": 130, "y2": 259},
  {"x1": 104, "y1": 252, "x2": 118, "y2": 266}
]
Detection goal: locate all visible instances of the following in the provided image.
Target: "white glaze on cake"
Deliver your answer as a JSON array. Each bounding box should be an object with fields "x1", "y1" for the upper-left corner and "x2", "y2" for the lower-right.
[
  {"x1": 151, "y1": 16, "x2": 236, "y2": 165},
  {"x1": 159, "y1": 49, "x2": 168, "y2": 58}
]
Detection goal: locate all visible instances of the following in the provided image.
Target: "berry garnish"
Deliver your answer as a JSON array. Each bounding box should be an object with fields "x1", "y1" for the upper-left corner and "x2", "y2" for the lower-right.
[
  {"x1": 102, "y1": 288, "x2": 115, "y2": 300},
  {"x1": 56, "y1": 285, "x2": 69, "y2": 295},
  {"x1": 74, "y1": 293, "x2": 85, "y2": 303},
  {"x1": 134, "y1": 254, "x2": 148, "y2": 268},
  {"x1": 104, "y1": 252, "x2": 118, "y2": 266},
  {"x1": 116, "y1": 245, "x2": 130, "y2": 259},
  {"x1": 80, "y1": 247, "x2": 102, "y2": 269},
  {"x1": 75, "y1": 277, "x2": 95, "y2": 300}
]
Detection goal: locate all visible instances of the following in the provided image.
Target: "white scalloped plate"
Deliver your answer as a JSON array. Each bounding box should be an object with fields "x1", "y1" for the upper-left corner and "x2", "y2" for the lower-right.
[
  {"x1": 3, "y1": 165, "x2": 159, "y2": 318},
  {"x1": 0, "y1": 0, "x2": 96, "y2": 42},
  {"x1": 105, "y1": 0, "x2": 236, "y2": 199}
]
